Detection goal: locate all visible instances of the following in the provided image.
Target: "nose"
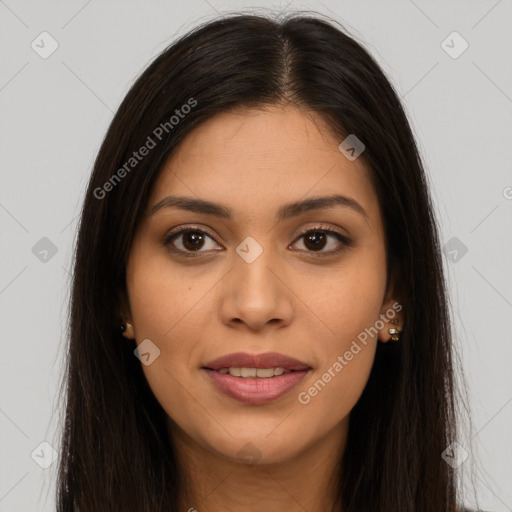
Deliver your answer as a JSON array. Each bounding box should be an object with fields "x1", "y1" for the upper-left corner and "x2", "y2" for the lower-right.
[{"x1": 218, "y1": 245, "x2": 294, "y2": 332}]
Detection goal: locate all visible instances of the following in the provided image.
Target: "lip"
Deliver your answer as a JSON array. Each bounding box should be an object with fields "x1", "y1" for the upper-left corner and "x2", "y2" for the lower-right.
[
  {"x1": 201, "y1": 351, "x2": 312, "y2": 405},
  {"x1": 202, "y1": 368, "x2": 310, "y2": 404},
  {"x1": 203, "y1": 351, "x2": 311, "y2": 371}
]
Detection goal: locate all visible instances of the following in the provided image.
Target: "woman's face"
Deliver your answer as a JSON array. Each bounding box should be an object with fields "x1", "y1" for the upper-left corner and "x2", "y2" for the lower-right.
[{"x1": 123, "y1": 103, "x2": 399, "y2": 466}]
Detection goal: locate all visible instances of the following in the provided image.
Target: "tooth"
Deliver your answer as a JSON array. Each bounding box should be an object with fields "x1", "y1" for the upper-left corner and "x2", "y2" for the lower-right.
[
  {"x1": 256, "y1": 368, "x2": 274, "y2": 378},
  {"x1": 220, "y1": 366, "x2": 294, "y2": 378},
  {"x1": 240, "y1": 367, "x2": 257, "y2": 378}
]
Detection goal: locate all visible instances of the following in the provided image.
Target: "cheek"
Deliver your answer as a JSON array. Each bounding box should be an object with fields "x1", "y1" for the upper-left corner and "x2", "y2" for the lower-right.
[
  {"x1": 295, "y1": 290, "x2": 380, "y2": 422},
  {"x1": 304, "y1": 249, "x2": 386, "y2": 343},
  {"x1": 126, "y1": 248, "x2": 208, "y2": 343},
  {"x1": 294, "y1": 251, "x2": 385, "y2": 409},
  {"x1": 295, "y1": 342, "x2": 376, "y2": 441},
  {"x1": 126, "y1": 259, "x2": 207, "y2": 428},
  {"x1": 125, "y1": 249, "x2": 215, "y2": 404}
]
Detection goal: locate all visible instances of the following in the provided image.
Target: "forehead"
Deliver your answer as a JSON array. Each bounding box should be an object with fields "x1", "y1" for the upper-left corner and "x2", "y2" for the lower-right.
[{"x1": 149, "y1": 104, "x2": 380, "y2": 226}]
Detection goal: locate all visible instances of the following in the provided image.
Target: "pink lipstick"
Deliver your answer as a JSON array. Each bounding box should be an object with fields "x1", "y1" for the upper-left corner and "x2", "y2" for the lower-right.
[{"x1": 202, "y1": 351, "x2": 311, "y2": 405}]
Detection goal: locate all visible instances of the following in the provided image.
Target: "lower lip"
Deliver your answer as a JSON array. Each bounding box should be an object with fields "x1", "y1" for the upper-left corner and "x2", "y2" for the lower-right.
[{"x1": 202, "y1": 368, "x2": 310, "y2": 405}]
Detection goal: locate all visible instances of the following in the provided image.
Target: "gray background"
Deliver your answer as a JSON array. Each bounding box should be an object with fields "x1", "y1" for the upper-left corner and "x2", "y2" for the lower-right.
[{"x1": 0, "y1": 0, "x2": 511, "y2": 510}]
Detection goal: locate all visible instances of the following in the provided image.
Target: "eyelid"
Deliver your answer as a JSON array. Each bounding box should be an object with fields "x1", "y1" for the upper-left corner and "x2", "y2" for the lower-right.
[
  {"x1": 293, "y1": 222, "x2": 350, "y2": 241},
  {"x1": 164, "y1": 223, "x2": 349, "y2": 241}
]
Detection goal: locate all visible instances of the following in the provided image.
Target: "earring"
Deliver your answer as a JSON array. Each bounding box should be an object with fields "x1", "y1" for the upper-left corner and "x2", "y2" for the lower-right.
[
  {"x1": 120, "y1": 322, "x2": 133, "y2": 333},
  {"x1": 388, "y1": 318, "x2": 401, "y2": 341},
  {"x1": 388, "y1": 327, "x2": 400, "y2": 341}
]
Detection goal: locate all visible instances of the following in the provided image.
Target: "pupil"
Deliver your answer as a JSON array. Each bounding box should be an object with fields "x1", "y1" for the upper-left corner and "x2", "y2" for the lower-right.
[
  {"x1": 305, "y1": 232, "x2": 326, "y2": 251},
  {"x1": 183, "y1": 232, "x2": 204, "y2": 251}
]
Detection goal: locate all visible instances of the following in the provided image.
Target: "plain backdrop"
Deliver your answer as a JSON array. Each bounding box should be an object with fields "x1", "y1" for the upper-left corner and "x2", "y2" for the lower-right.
[{"x1": 0, "y1": 0, "x2": 511, "y2": 510}]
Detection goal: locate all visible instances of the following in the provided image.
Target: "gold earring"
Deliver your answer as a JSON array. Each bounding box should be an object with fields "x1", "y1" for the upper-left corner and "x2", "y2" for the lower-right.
[
  {"x1": 388, "y1": 320, "x2": 401, "y2": 341},
  {"x1": 387, "y1": 317, "x2": 400, "y2": 341},
  {"x1": 388, "y1": 327, "x2": 400, "y2": 341}
]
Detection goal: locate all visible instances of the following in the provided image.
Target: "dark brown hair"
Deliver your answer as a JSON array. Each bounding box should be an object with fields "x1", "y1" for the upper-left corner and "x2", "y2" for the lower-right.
[{"x1": 55, "y1": 11, "x2": 476, "y2": 511}]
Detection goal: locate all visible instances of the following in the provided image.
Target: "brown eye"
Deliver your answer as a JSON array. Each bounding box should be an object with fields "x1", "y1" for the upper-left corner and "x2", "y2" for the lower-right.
[
  {"x1": 163, "y1": 228, "x2": 221, "y2": 255},
  {"x1": 163, "y1": 224, "x2": 352, "y2": 259},
  {"x1": 302, "y1": 231, "x2": 328, "y2": 251},
  {"x1": 180, "y1": 231, "x2": 206, "y2": 251},
  {"x1": 291, "y1": 227, "x2": 353, "y2": 255}
]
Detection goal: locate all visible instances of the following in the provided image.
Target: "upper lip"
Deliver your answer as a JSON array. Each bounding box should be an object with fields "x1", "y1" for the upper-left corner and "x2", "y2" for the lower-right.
[{"x1": 203, "y1": 351, "x2": 311, "y2": 371}]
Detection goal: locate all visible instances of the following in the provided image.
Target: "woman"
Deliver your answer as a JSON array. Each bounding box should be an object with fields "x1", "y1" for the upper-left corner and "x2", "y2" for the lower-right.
[{"x1": 56, "y1": 11, "x2": 480, "y2": 511}]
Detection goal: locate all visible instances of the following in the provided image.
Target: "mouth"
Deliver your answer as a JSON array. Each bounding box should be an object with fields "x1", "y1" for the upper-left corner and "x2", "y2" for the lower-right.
[
  {"x1": 203, "y1": 351, "x2": 311, "y2": 372},
  {"x1": 210, "y1": 366, "x2": 300, "y2": 377},
  {"x1": 201, "y1": 352, "x2": 312, "y2": 404}
]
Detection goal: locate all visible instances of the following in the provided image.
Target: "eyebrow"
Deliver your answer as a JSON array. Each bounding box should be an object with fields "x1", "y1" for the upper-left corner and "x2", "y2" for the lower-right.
[{"x1": 150, "y1": 194, "x2": 368, "y2": 222}]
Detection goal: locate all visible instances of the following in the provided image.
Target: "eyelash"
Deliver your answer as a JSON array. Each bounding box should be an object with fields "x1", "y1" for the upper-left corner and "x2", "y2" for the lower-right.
[{"x1": 162, "y1": 224, "x2": 353, "y2": 258}]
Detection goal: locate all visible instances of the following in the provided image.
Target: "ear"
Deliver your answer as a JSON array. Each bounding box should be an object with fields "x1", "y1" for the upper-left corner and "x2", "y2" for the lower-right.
[
  {"x1": 121, "y1": 322, "x2": 135, "y2": 340},
  {"x1": 377, "y1": 271, "x2": 404, "y2": 343},
  {"x1": 118, "y1": 288, "x2": 135, "y2": 340}
]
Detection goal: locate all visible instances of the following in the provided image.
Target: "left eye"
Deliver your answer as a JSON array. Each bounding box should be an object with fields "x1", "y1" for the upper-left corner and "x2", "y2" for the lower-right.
[
  {"x1": 290, "y1": 228, "x2": 352, "y2": 254},
  {"x1": 163, "y1": 226, "x2": 352, "y2": 257}
]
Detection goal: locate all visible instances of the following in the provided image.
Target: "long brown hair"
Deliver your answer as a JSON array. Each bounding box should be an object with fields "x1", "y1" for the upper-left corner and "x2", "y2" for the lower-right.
[{"x1": 55, "y1": 11, "x2": 475, "y2": 511}]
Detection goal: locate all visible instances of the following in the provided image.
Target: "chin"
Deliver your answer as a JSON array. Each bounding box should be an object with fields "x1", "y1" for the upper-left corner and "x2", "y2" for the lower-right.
[{"x1": 204, "y1": 430, "x2": 305, "y2": 467}]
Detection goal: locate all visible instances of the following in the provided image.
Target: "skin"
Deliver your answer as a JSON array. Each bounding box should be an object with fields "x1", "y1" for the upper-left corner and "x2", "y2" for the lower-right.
[{"x1": 122, "y1": 103, "x2": 402, "y2": 512}]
